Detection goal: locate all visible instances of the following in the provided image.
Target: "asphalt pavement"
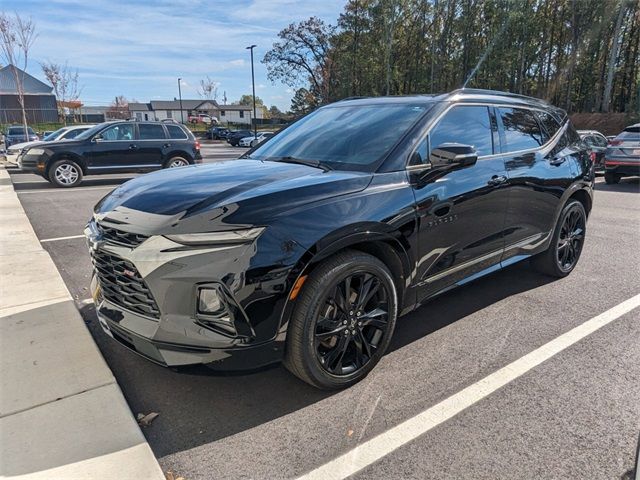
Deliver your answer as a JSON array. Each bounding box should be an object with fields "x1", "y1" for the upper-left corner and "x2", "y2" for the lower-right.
[{"x1": 5, "y1": 144, "x2": 640, "y2": 480}]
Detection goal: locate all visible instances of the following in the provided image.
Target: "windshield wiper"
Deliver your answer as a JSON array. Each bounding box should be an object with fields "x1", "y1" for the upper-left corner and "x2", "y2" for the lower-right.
[{"x1": 267, "y1": 156, "x2": 332, "y2": 171}]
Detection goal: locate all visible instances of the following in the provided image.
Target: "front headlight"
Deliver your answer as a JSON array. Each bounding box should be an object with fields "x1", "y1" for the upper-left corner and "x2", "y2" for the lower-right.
[
  {"x1": 27, "y1": 148, "x2": 45, "y2": 155},
  {"x1": 165, "y1": 227, "x2": 264, "y2": 246}
]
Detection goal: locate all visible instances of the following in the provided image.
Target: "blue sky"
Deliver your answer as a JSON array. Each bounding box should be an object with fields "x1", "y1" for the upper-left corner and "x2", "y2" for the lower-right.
[{"x1": 7, "y1": 0, "x2": 345, "y2": 110}]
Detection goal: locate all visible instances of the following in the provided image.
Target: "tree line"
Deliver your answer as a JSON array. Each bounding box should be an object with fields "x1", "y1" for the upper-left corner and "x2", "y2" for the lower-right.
[{"x1": 263, "y1": 0, "x2": 640, "y2": 117}]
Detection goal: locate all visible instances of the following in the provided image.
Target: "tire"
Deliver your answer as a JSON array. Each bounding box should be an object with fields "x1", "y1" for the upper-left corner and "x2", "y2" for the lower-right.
[
  {"x1": 532, "y1": 199, "x2": 586, "y2": 278},
  {"x1": 604, "y1": 172, "x2": 620, "y2": 184},
  {"x1": 164, "y1": 156, "x2": 190, "y2": 168},
  {"x1": 48, "y1": 159, "x2": 83, "y2": 188},
  {"x1": 284, "y1": 250, "x2": 398, "y2": 390}
]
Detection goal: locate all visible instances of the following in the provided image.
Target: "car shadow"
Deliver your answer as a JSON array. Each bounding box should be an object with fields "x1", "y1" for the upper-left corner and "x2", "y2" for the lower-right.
[
  {"x1": 595, "y1": 177, "x2": 640, "y2": 193},
  {"x1": 11, "y1": 176, "x2": 135, "y2": 190},
  {"x1": 79, "y1": 260, "x2": 556, "y2": 458}
]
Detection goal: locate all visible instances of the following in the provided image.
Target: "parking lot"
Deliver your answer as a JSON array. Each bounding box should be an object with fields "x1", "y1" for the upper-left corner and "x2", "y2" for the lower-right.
[{"x1": 5, "y1": 143, "x2": 640, "y2": 479}]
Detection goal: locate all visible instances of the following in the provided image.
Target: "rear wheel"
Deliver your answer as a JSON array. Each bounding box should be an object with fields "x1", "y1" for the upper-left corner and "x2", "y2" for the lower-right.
[
  {"x1": 284, "y1": 250, "x2": 397, "y2": 390},
  {"x1": 165, "y1": 156, "x2": 190, "y2": 168},
  {"x1": 48, "y1": 159, "x2": 83, "y2": 188},
  {"x1": 532, "y1": 199, "x2": 586, "y2": 278},
  {"x1": 604, "y1": 172, "x2": 620, "y2": 184}
]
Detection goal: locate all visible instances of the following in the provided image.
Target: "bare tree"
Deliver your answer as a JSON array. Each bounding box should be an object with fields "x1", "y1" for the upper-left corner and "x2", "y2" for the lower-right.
[
  {"x1": 107, "y1": 95, "x2": 130, "y2": 120},
  {"x1": 0, "y1": 13, "x2": 37, "y2": 136},
  {"x1": 41, "y1": 61, "x2": 82, "y2": 125},
  {"x1": 198, "y1": 75, "x2": 219, "y2": 101}
]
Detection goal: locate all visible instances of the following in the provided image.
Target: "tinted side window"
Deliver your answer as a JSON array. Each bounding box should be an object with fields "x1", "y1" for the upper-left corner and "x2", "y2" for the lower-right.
[
  {"x1": 138, "y1": 124, "x2": 166, "y2": 140},
  {"x1": 535, "y1": 111, "x2": 561, "y2": 141},
  {"x1": 499, "y1": 108, "x2": 544, "y2": 152},
  {"x1": 63, "y1": 129, "x2": 83, "y2": 139},
  {"x1": 166, "y1": 124, "x2": 188, "y2": 139},
  {"x1": 429, "y1": 105, "x2": 494, "y2": 157},
  {"x1": 101, "y1": 124, "x2": 134, "y2": 141}
]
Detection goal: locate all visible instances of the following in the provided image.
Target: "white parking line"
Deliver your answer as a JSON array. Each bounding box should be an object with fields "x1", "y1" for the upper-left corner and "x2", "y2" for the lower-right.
[
  {"x1": 16, "y1": 186, "x2": 116, "y2": 194},
  {"x1": 40, "y1": 234, "x2": 85, "y2": 243},
  {"x1": 298, "y1": 293, "x2": 640, "y2": 480}
]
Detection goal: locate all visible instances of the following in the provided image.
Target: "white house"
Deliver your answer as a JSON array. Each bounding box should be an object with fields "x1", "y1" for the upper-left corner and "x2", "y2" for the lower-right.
[{"x1": 128, "y1": 99, "x2": 262, "y2": 126}]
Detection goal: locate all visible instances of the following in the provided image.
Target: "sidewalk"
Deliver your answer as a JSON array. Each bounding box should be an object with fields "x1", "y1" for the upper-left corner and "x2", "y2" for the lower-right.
[{"x1": 0, "y1": 167, "x2": 164, "y2": 479}]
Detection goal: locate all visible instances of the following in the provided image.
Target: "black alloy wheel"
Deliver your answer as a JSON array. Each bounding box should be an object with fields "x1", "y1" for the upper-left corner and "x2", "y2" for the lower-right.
[
  {"x1": 314, "y1": 272, "x2": 390, "y2": 376},
  {"x1": 532, "y1": 199, "x2": 586, "y2": 278},
  {"x1": 556, "y1": 205, "x2": 585, "y2": 272},
  {"x1": 284, "y1": 250, "x2": 397, "y2": 389}
]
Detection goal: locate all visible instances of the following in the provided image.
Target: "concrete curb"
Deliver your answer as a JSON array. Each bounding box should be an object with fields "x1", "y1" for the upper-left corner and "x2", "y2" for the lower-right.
[{"x1": 0, "y1": 166, "x2": 165, "y2": 479}]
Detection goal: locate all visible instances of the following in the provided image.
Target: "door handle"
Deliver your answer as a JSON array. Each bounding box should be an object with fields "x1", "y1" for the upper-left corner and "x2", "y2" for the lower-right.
[
  {"x1": 128, "y1": 144, "x2": 138, "y2": 150},
  {"x1": 488, "y1": 175, "x2": 507, "y2": 186}
]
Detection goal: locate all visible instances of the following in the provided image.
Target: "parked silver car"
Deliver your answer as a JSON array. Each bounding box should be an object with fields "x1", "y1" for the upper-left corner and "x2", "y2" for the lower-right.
[{"x1": 604, "y1": 124, "x2": 640, "y2": 184}]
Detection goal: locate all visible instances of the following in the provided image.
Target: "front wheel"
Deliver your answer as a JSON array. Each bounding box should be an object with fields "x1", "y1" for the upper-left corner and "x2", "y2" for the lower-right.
[
  {"x1": 48, "y1": 159, "x2": 83, "y2": 188},
  {"x1": 284, "y1": 250, "x2": 398, "y2": 390},
  {"x1": 532, "y1": 199, "x2": 586, "y2": 278}
]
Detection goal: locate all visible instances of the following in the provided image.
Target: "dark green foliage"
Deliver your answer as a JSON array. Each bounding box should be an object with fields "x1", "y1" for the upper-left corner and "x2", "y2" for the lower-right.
[{"x1": 264, "y1": 0, "x2": 640, "y2": 114}]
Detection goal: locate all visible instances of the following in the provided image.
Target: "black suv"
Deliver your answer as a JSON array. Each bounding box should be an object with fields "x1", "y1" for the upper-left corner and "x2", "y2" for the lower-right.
[
  {"x1": 86, "y1": 89, "x2": 593, "y2": 389},
  {"x1": 19, "y1": 121, "x2": 202, "y2": 187}
]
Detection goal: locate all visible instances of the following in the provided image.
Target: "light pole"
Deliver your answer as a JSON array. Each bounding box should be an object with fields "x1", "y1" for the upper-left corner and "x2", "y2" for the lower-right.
[
  {"x1": 177, "y1": 77, "x2": 184, "y2": 124},
  {"x1": 246, "y1": 44, "x2": 257, "y2": 139}
]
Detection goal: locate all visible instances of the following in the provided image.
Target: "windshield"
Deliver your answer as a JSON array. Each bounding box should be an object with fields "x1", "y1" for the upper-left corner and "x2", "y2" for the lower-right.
[
  {"x1": 75, "y1": 123, "x2": 108, "y2": 140},
  {"x1": 43, "y1": 127, "x2": 68, "y2": 141},
  {"x1": 249, "y1": 103, "x2": 430, "y2": 170}
]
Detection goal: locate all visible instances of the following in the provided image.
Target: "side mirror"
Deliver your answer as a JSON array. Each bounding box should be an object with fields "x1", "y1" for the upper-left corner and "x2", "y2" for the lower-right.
[
  {"x1": 93, "y1": 134, "x2": 104, "y2": 142},
  {"x1": 429, "y1": 143, "x2": 478, "y2": 169}
]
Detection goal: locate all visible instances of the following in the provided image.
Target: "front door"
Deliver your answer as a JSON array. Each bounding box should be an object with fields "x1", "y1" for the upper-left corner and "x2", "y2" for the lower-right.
[
  {"x1": 410, "y1": 104, "x2": 509, "y2": 301},
  {"x1": 85, "y1": 123, "x2": 138, "y2": 170}
]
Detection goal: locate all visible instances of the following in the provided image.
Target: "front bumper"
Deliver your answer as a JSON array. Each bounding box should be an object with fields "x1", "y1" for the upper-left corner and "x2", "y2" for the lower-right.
[
  {"x1": 86, "y1": 224, "x2": 288, "y2": 370},
  {"x1": 18, "y1": 153, "x2": 44, "y2": 173}
]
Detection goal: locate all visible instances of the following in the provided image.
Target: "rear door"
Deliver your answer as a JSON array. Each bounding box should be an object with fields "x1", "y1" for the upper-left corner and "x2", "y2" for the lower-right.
[
  {"x1": 499, "y1": 107, "x2": 582, "y2": 263},
  {"x1": 136, "y1": 123, "x2": 167, "y2": 167}
]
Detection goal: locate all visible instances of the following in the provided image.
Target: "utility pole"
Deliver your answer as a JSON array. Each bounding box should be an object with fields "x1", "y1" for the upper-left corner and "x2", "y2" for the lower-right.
[
  {"x1": 177, "y1": 77, "x2": 184, "y2": 123},
  {"x1": 246, "y1": 44, "x2": 257, "y2": 139}
]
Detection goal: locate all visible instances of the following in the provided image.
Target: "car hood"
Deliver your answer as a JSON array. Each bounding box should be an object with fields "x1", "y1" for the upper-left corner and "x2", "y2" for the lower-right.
[
  {"x1": 94, "y1": 160, "x2": 372, "y2": 233},
  {"x1": 7, "y1": 140, "x2": 39, "y2": 151}
]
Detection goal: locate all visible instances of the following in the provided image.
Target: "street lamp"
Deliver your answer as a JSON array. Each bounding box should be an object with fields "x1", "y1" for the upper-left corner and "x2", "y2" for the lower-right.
[
  {"x1": 177, "y1": 77, "x2": 184, "y2": 124},
  {"x1": 246, "y1": 44, "x2": 257, "y2": 139}
]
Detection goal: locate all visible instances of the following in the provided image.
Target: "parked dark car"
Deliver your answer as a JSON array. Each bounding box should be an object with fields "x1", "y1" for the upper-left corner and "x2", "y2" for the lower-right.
[
  {"x1": 85, "y1": 89, "x2": 593, "y2": 390},
  {"x1": 604, "y1": 123, "x2": 640, "y2": 184},
  {"x1": 208, "y1": 126, "x2": 229, "y2": 140},
  {"x1": 226, "y1": 129, "x2": 252, "y2": 146},
  {"x1": 4, "y1": 125, "x2": 39, "y2": 148},
  {"x1": 578, "y1": 130, "x2": 608, "y2": 172},
  {"x1": 19, "y1": 120, "x2": 202, "y2": 187}
]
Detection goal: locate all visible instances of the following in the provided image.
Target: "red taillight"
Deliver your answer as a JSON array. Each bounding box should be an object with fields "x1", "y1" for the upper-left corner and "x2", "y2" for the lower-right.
[
  {"x1": 589, "y1": 151, "x2": 596, "y2": 163},
  {"x1": 195, "y1": 141, "x2": 201, "y2": 151},
  {"x1": 609, "y1": 139, "x2": 622, "y2": 146}
]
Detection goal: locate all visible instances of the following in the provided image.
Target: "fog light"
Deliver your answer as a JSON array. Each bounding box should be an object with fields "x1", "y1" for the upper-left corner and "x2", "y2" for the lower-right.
[{"x1": 198, "y1": 287, "x2": 222, "y2": 314}]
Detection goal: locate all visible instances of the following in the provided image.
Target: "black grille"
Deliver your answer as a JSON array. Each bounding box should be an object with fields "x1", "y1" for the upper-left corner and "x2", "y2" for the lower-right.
[
  {"x1": 98, "y1": 224, "x2": 149, "y2": 248},
  {"x1": 91, "y1": 250, "x2": 160, "y2": 319}
]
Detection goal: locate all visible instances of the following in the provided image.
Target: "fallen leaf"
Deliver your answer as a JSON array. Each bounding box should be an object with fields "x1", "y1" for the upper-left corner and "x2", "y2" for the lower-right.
[
  {"x1": 347, "y1": 429, "x2": 354, "y2": 437},
  {"x1": 137, "y1": 412, "x2": 159, "y2": 427}
]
